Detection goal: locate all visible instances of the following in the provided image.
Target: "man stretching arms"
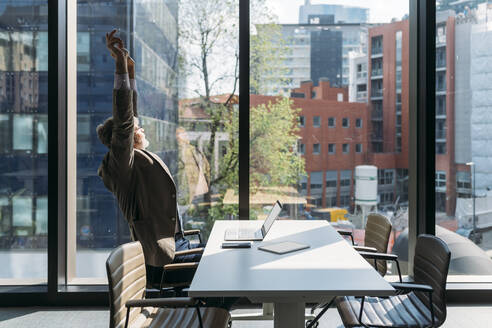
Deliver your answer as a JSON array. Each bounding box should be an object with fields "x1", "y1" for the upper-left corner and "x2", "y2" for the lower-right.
[{"x1": 97, "y1": 30, "x2": 200, "y2": 288}]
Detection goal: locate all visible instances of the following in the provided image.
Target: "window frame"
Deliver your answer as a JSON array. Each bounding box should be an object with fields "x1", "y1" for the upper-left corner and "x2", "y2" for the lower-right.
[
  {"x1": 328, "y1": 117, "x2": 336, "y2": 128},
  {"x1": 328, "y1": 143, "x2": 336, "y2": 154},
  {"x1": 2, "y1": 0, "x2": 489, "y2": 307}
]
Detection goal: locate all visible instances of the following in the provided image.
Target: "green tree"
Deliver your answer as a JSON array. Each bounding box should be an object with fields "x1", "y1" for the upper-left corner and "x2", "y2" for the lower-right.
[
  {"x1": 250, "y1": 23, "x2": 290, "y2": 95},
  {"x1": 178, "y1": 0, "x2": 305, "y2": 237},
  {"x1": 249, "y1": 97, "x2": 304, "y2": 190}
]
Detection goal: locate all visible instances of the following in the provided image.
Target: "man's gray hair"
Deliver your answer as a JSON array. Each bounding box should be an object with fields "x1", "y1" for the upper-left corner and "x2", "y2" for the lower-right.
[
  {"x1": 97, "y1": 116, "x2": 139, "y2": 148},
  {"x1": 96, "y1": 117, "x2": 114, "y2": 148}
]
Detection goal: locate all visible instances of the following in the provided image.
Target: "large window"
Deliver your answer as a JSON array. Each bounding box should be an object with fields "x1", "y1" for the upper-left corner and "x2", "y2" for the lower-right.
[
  {"x1": 0, "y1": 0, "x2": 49, "y2": 283},
  {"x1": 435, "y1": 3, "x2": 492, "y2": 281},
  {"x1": 73, "y1": 0, "x2": 238, "y2": 281},
  {"x1": 248, "y1": 1, "x2": 409, "y2": 277},
  {"x1": 9, "y1": 0, "x2": 481, "y2": 298}
]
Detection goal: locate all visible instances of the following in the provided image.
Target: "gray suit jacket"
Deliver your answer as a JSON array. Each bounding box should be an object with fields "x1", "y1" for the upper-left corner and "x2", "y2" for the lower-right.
[{"x1": 98, "y1": 89, "x2": 177, "y2": 267}]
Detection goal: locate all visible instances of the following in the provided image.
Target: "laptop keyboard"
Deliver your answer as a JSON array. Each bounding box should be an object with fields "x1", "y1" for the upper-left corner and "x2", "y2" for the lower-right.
[{"x1": 225, "y1": 228, "x2": 256, "y2": 240}]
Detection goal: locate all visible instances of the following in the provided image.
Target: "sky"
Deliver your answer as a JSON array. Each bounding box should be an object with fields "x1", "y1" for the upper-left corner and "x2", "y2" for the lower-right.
[{"x1": 267, "y1": 0, "x2": 410, "y2": 24}]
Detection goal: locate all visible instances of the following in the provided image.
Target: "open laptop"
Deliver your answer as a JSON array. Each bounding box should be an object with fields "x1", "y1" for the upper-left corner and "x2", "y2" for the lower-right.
[{"x1": 224, "y1": 201, "x2": 282, "y2": 241}]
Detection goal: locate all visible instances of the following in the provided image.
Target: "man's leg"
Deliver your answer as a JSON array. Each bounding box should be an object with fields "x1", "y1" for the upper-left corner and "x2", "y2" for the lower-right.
[
  {"x1": 145, "y1": 264, "x2": 163, "y2": 289},
  {"x1": 175, "y1": 233, "x2": 205, "y2": 250},
  {"x1": 161, "y1": 237, "x2": 202, "y2": 286},
  {"x1": 166, "y1": 237, "x2": 237, "y2": 309}
]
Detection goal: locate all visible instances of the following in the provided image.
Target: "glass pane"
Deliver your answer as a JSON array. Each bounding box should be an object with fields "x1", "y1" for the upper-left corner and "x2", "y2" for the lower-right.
[
  {"x1": 75, "y1": 0, "x2": 238, "y2": 280},
  {"x1": 37, "y1": 114, "x2": 48, "y2": 154},
  {"x1": 435, "y1": 1, "x2": 492, "y2": 281},
  {"x1": 0, "y1": 1, "x2": 48, "y2": 283},
  {"x1": 253, "y1": 1, "x2": 409, "y2": 276},
  {"x1": 13, "y1": 115, "x2": 33, "y2": 151},
  {"x1": 0, "y1": 114, "x2": 10, "y2": 152}
]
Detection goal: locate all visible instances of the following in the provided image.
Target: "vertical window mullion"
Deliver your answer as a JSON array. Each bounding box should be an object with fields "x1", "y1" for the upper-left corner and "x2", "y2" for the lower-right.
[
  {"x1": 239, "y1": 0, "x2": 250, "y2": 220},
  {"x1": 48, "y1": 0, "x2": 67, "y2": 296}
]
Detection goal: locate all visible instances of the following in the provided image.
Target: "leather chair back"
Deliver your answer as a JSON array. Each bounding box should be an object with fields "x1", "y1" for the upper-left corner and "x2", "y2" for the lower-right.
[
  {"x1": 106, "y1": 241, "x2": 147, "y2": 328},
  {"x1": 413, "y1": 234, "x2": 451, "y2": 326},
  {"x1": 364, "y1": 213, "x2": 392, "y2": 275}
]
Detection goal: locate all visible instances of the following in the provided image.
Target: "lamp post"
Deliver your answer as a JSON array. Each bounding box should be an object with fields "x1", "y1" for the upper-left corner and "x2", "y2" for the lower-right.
[{"x1": 466, "y1": 162, "x2": 477, "y2": 242}]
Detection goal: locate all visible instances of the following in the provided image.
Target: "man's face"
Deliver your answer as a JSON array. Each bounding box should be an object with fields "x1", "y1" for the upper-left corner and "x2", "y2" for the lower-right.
[{"x1": 134, "y1": 122, "x2": 149, "y2": 149}]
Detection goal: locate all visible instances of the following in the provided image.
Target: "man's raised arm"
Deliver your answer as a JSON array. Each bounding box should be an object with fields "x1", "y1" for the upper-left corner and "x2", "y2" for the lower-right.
[{"x1": 106, "y1": 30, "x2": 134, "y2": 168}]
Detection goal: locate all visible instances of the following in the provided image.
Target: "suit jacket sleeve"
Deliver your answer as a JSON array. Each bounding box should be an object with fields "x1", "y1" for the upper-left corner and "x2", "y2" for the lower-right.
[
  {"x1": 109, "y1": 89, "x2": 134, "y2": 174},
  {"x1": 132, "y1": 89, "x2": 138, "y2": 117}
]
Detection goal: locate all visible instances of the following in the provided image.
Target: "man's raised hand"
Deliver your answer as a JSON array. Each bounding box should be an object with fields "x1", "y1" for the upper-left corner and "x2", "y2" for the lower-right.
[{"x1": 105, "y1": 29, "x2": 128, "y2": 74}]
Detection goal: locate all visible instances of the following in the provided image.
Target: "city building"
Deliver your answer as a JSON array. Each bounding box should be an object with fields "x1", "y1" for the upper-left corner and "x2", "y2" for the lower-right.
[
  {"x1": 366, "y1": 14, "x2": 463, "y2": 215},
  {"x1": 453, "y1": 3, "x2": 492, "y2": 198},
  {"x1": 0, "y1": 0, "x2": 179, "y2": 257},
  {"x1": 259, "y1": 22, "x2": 369, "y2": 95},
  {"x1": 348, "y1": 51, "x2": 368, "y2": 103},
  {"x1": 0, "y1": 2, "x2": 49, "y2": 251},
  {"x1": 437, "y1": 0, "x2": 488, "y2": 13},
  {"x1": 299, "y1": 1, "x2": 369, "y2": 24},
  {"x1": 75, "y1": 0, "x2": 179, "y2": 251},
  {"x1": 251, "y1": 79, "x2": 368, "y2": 210}
]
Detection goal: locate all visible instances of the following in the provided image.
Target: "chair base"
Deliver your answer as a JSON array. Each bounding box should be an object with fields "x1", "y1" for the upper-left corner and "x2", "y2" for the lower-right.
[{"x1": 230, "y1": 303, "x2": 316, "y2": 322}]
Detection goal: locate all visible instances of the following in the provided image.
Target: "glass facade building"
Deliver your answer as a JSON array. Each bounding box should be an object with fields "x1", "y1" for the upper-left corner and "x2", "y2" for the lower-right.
[{"x1": 0, "y1": 0, "x2": 49, "y2": 281}]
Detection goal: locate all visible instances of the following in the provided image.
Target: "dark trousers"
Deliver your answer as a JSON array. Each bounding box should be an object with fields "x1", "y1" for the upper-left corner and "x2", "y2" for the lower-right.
[
  {"x1": 145, "y1": 235, "x2": 238, "y2": 310},
  {"x1": 146, "y1": 235, "x2": 203, "y2": 288}
]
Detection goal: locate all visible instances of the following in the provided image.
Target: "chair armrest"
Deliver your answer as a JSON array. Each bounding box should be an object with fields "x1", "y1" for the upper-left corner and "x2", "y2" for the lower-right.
[
  {"x1": 391, "y1": 282, "x2": 434, "y2": 293},
  {"x1": 183, "y1": 230, "x2": 203, "y2": 243},
  {"x1": 353, "y1": 245, "x2": 378, "y2": 253},
  {"x1": 183, "y1": 229, "x2": 201, "y2": 236},
  {"x1": 126, "y1": 297, "x2": 197, "y2": 309},
  {"x1": 358, "y1": 251, "x2": 398, "y2": 261},
  {"x1": 174, "y1": 247, "x2": 204, "y2": 257},
  {"x1": 359, "y1": 252, "x2": 402, "y2": 282},
  {"x1": 337, "y1": 230, "x2": 355, "y2": 245},
  {"x1": 164, "y1": 262, "x2": 199, "y2": 271}
]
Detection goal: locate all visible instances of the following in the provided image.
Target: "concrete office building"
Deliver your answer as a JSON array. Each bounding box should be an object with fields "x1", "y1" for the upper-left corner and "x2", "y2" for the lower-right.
[
  {"x1": 259, "y1": 22, "x2": 368, "y2": 95},
  {"x1": 453, "y1": 3, "x2": 492, "y2": 197},
  {"x1": 299, "y1": 1, "x2": 369, "y2": 24},
  {"x1": 348, "y1": 52, "x2": 368, "y2": 103}
]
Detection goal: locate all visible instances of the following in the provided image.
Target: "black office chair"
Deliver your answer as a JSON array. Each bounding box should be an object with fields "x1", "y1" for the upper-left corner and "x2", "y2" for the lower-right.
[
  {"x1": 307, "y1": 234, "x2": 450, "y2": 328},
  {"x1": 308, "y1": 213, "x2": 400, "y2": 327},
  {"x1": 333, "y1": 234, "x2": 451, "y2": 328}
]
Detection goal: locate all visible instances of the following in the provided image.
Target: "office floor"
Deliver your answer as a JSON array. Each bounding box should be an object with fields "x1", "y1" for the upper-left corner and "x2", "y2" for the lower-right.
[{"x1": 0, "y1": 305, "x2": 491, "y2": 327}]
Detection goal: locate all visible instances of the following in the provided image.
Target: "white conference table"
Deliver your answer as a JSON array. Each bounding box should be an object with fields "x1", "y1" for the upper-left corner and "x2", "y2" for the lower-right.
[{"x1": 189, "y1": 220, "x2": 394, "y2": 328}]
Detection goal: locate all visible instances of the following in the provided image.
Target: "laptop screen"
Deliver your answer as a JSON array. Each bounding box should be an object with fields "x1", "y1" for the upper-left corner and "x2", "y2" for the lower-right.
[{"x1": 261, "y1": 201, "x2": 282, "y2": 237}]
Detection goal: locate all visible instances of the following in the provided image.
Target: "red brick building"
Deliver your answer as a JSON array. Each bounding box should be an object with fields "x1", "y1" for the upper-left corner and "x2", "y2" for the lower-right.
[
  {"x1": 250, "y1": 18, "x2": 460, "y2": 215},
  {"x1": 251, "y1": 80, "x2": 369, "y2": 210},
  {"x1": 368, "y1": 17, "x2": 459, "y2": 215}
]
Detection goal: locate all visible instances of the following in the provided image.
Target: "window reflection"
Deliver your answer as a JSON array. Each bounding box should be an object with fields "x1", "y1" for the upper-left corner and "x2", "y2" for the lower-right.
[
  {"x1": 0, "y1": 0, "x2": 48, "y2": 282},
  {"x1": 13, "y1": 115, "x2": 33, "y2": 151},
  {"x1": 37, "y1": 115, "x2": 48, "y2": 154},
  {"x1": 0, "y1": 114, "x2": 9, "y2": 153},
  {"x1": 12, "y1": 196, "x2": 33, "y2": 233}
]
